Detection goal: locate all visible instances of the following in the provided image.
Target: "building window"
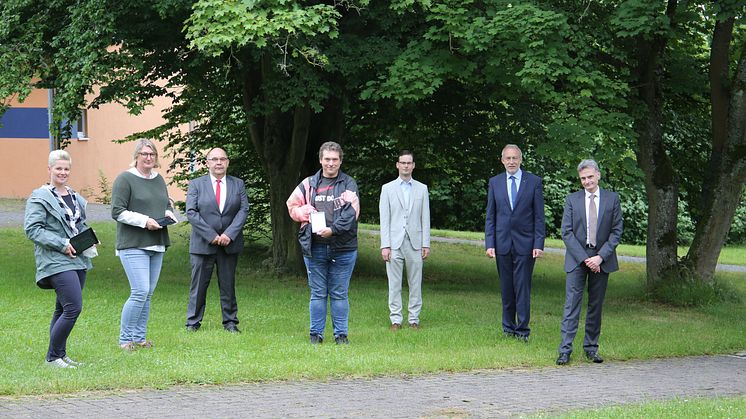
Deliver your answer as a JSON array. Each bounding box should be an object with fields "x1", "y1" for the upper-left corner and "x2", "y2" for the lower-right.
[
  {"x1": 0, "y1": 108, "x2": 49, "y2": 139},
  {"x1": 75, "y1": 109, "x2": 88, "y2": 140},
  {"x1": 62, "y1": 109, "x2": 88, "y2": 140}
]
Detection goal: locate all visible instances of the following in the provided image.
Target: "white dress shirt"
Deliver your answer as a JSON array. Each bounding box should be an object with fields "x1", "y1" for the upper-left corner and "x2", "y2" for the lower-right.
[
  {"x1": 585, "y1": 188, "x2": 601, "y2": 246},
  {"x1": 506, "y1": 169, "x2": 522, "y2": 209},
  {"x1": 398, "y1": 177, "x2": 412, "y2": 212},
  {"x1": 211, "y1": 174, "x2": 227, "y2": 213}
]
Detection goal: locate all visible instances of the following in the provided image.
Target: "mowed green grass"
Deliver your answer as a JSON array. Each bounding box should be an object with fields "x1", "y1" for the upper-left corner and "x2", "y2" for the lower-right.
[
  {"x1": 0, "y1": 222, "x2": 744, "y2": 396},
  {"x1": 533, "y1": 396, "x2": 746, "y2": 418}
]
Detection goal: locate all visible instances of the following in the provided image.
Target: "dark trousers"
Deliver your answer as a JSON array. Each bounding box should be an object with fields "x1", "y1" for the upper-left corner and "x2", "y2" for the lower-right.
[
  {"x1": 186, "y1": 248, "x2": 239, "y2": 327},
  {"x1": 496, "y1": 252, "x2": 535, "y2": 337},
  {"x1": 46, "y1": 270, "x2": 86, "y2": 361},
  {"x1": 558, "y1": 264, "x2": 609, "y2": 354}
]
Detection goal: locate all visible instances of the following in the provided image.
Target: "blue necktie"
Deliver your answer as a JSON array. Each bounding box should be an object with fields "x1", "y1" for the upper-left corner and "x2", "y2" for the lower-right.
[{"x1": 510, "y1": 176, "x2": 517, "y2": 210}]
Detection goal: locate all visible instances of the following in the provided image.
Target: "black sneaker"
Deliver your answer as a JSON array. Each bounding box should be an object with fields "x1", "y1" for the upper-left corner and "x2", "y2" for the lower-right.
[
  {"x1": 309, "y1": 334, "x2": 323, "y2": 344},
  {"x1": 334, "y1": 334, "x2": 349, "y2": 345}
]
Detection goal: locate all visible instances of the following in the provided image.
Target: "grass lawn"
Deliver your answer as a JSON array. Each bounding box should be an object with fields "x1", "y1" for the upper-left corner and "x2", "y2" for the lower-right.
[
  {"x1": 533, "y1": 396, "x2": 746, "y2": 418},
  {"x1": 359, "y1": 223, "x2": 746, "y2": 266},
  {"x1": 0, "y1": 222, "x2": 744, "y2": 397}
]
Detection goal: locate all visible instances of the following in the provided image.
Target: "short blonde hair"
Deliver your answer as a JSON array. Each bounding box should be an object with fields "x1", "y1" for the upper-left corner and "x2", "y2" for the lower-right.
[
  {"x1": 48, "y1": 149, "x2": 72, "y2": 167},
  {"x1": 129, "y1": 138, "x2": 161, "y2": 168}
]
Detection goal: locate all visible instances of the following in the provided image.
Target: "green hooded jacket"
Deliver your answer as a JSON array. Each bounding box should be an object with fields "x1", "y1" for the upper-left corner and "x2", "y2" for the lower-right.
[{"x1": 24, "y1": 186, "x2": 93, "y2": 286}]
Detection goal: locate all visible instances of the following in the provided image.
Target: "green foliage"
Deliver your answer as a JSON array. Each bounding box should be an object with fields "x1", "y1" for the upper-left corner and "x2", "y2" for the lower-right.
[
  {"x1": 2, "y1": 0, "x2": 745, "y2": 278},
  {"x1": 648, "y1": 274, "x2": 742, "y2": 308},
  {"x1": 611, "y1": 0, "x2": 671, "y2": 39},
  {"x1": 185, "y1": 0, "x2": 343, "y2": 56},
  {"x1": 727, "y1": 191, "x2": 746, "y2": 244},
  {"x1": 96, "y1": 170, "x2": 112, "y2": 205}
]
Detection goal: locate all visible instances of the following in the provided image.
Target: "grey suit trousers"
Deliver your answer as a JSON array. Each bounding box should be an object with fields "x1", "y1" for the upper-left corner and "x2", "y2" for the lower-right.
[
  {"x1": 558, "y1": 261, "x2": 608, "y2": 354},
  {"x1": 186, "y1": 247, "x2": 239, "y2": 327}
]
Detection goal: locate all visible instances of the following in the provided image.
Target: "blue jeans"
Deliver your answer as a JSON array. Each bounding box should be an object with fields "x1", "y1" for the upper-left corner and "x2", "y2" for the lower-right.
[
  {"x1": 303, "y1": 244, "x2": 357, "y2": 339},
  {"x1": 118, "y1": 248, "x2": 164, "y2": 344}
]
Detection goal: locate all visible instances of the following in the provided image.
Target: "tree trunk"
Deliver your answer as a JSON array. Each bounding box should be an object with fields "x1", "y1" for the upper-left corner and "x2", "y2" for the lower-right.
[
  {"x1": 240, "y1": 56, "x2": 310, "y2": 272},
  {"x1": 634, "y1": 114, "x2": 680, "y2": 284},
  {"x1": 686, "y1": 172, "x2": 745, "y2": 281},
  {"x1": 686, "y1": 32, "x2": 746, "y2": 281},
  {"x1": 239, "y1": 54, "x2": 347, "y2": 272},
  {"x1": 266, "y1": 106, "x2": 312, "y2": 272},
  {"x1": 632, "y1": 0, "x2": 681, "y2": 285}
]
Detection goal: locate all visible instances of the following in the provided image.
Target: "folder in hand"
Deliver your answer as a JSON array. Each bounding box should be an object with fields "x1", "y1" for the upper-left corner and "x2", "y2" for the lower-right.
[
  {"x1": 155, "y1": 216, "x2": 176, "y2": 227},
  {"x1": 70, "y1": 228, "x2": 99, "y2": 253}
]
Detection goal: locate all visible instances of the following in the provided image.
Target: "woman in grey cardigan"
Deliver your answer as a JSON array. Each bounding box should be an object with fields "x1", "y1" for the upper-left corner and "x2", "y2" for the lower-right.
[
  {"x1": 25, "y1": 150, "x2": 96, "y2": 369},
  {"x1": 112, "y1": 139, "x2": 176, "y2": 351}
]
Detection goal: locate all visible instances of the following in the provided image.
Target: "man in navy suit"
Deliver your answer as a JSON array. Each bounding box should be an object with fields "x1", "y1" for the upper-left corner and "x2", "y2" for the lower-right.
[
  {"x1": 485, "y1": 144, "x2": 545, "y2": 341},
  {"x1": 185, "y1": 148, "x2": 249, "y2": 333},
  {"x1": 556, "y1": 159, "x2": 623, "y2": 365}
]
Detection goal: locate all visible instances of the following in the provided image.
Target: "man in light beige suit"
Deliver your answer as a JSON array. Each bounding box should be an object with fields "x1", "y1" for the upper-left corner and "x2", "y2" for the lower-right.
[{"x1": 379, "y1": 150, "x2": 431, "y2": 330}]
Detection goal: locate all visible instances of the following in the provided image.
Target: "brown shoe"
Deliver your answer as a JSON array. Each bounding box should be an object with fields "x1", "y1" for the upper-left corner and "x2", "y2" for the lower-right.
[
  {"x1": 120, "y1": 342, "x2": 137, "y2": 351},
  {"x1": 390, "y1": 323, "x2": 402, "y2": 331},
  {"x1": 409, "y1": 322, "x2": 420, "y2": 330},
  {"x1": 136, "y1": 340, "x2": 153, "y2": 349}
]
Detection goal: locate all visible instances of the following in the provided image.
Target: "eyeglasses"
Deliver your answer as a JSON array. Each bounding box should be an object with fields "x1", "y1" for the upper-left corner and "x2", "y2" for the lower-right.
[
  {"x1": 139, "y1": 152, "x2": 157, "y2": 158},
  {"x1": 207, "y1": 157, "x2": 228, "y2": 163}
]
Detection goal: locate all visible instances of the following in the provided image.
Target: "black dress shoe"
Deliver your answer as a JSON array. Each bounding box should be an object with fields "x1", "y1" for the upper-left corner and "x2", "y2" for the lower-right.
[
  {"x1": 585, "y1": 351, "x2": 603, "y2": 363},
  {"x1": 225, "y1": 325, "x2": 241, "y2": 333},
  {"x1": 556, "y1": 352, "x2": 570, "y2": 365},
  {"x1": 186, "y1": 324, "x2": 200, "y2": 332}
]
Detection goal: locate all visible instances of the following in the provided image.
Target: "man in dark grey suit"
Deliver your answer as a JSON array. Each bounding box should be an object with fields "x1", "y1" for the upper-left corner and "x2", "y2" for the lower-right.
[
  {"x1": 556, "y1": 159, "x2": 623, "y2": 365},
  {"x1": 186, "y1": 148, "x2": 249, "y2": 333}
]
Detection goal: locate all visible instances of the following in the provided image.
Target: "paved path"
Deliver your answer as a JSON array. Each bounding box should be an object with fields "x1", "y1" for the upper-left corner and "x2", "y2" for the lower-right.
[
  {"x1": 1, "y1": 354, "x2": 745, "y2": 418},
  {"x1": 0, "y1": 201, "x2": 113, "y2": 227}
]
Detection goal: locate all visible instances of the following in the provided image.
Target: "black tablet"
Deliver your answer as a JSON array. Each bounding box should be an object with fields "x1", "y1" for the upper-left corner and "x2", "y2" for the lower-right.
[
  {"x1": 155, "y1": 216, "x2": 177, "y2": 227},
  {"x1": 70, "y1": 228, "x2": 99, "y2": 253}
]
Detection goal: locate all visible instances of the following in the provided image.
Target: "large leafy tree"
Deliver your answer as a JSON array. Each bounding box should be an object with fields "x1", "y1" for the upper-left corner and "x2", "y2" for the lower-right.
[
  {"x1": 353, "y1": 0, "x2": 745, "y2": 284},
  {"x1": 3, "y1": 0, "x2": 619, "y2": 271},
  {"x1": 0, "y1": 0, "x2": 373, "y2": 270},
  {"x1": 610, "y1": 0, "x2": 746, "y2": 283},
  {"x1": 2, "y1": 0, "x2": 743, "y2": 284}
]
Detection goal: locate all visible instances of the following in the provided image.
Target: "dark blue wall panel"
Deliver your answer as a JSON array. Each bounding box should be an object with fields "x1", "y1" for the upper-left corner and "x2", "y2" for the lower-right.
[{"x1": 0, "y1": 108, "x2": 49, "y2": 139}]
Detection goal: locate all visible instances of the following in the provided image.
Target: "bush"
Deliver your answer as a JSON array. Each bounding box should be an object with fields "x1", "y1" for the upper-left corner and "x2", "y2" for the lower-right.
[
  {"x1": 647, "y1": 275, "x2": 742, "y2": 308},
  {"x1": 726, "y1": 191, "x2": 746, "y2": 244},
  {"x1": 96, "y1": 170, "x2": 112, "y2": 205}
]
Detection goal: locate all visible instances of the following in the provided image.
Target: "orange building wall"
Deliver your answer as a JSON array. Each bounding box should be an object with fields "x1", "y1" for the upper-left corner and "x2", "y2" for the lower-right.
[
  {"x1": 1, "y1": 90, "x2": 187, "y2": 202},
  {"x1": 4, "y1": 89, "x2": 49, "y2": 108}
]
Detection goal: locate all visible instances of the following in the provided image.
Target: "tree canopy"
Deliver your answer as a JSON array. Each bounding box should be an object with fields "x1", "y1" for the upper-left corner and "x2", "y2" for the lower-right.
[{"x1": 1, "y1": 0, "x2": 744, "y2": 286}]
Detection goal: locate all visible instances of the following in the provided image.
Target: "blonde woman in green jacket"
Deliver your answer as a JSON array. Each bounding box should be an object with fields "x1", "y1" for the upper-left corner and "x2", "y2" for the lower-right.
[{"x1": 25, "y1": 150, "x2": 95, "y2": 369}]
